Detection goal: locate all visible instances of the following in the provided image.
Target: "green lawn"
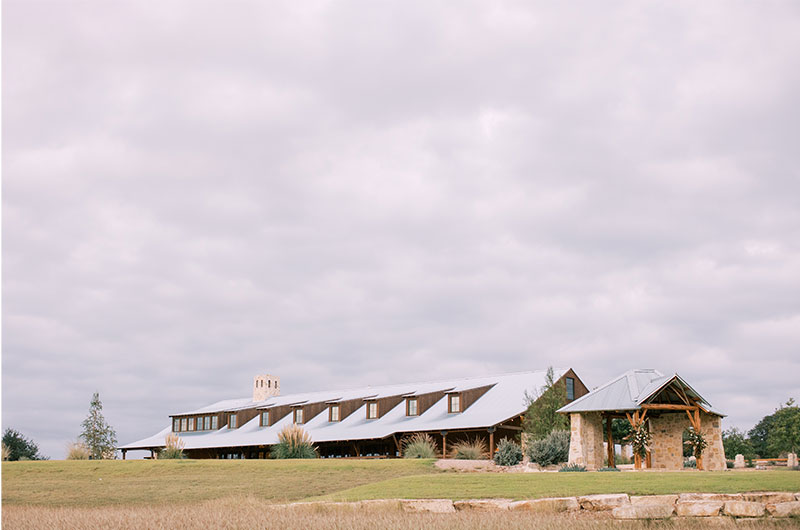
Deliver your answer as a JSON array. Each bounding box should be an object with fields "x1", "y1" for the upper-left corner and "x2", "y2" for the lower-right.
[
  {"x1": 319, "y1": 469, "x2": 800, "y2": 502},
  {"x1": 3, "y1": 459, "x2": 798, "y2": 508}
]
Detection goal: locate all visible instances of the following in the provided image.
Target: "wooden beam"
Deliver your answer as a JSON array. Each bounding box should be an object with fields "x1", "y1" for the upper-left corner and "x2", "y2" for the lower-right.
[
  {"x1": 605, "y1": 414, "x2": 615, "y2": 468},
  {"x1": 641, "y1": 404, "x2": 697, "y2": 411}
]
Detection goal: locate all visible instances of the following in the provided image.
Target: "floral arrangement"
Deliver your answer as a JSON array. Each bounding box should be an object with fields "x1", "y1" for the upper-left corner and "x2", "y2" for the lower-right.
[
  {"x1": 626, "y1": 423, "x2": 651, "y2": 458},
  {"x1": 683, "y1": 426, "x2": 707, "y2": 458}
]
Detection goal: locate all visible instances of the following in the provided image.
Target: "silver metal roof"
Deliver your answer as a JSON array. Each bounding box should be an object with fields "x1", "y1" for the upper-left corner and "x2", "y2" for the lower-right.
[
  {"x1": 120, "y1": 368, "x2": 570, "y2": 450},
  {"x1": 557, "y1": 369, "x2": 722, "y2": 415}
]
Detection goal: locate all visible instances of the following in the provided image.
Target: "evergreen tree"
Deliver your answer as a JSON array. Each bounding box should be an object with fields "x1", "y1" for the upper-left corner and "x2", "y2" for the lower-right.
[
  {"x1": 523, "y1": 367, "x2": 570, "y2": 440},
  {"x1": 2, "y1": 428, "x2": 47, "y2": 461},
  {"x1": 80, "y1": 392, "x2": 118, "y2": 459}
]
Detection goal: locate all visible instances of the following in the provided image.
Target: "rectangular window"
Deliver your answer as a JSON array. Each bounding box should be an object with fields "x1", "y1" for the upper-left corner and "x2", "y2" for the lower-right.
[
  {"x1": 205, "y1": 416, "x2": 211, "y2": 430},
  {"x1": 566, "y1": 377, "x2": 575, "y2": 401},
  {"x1": 294, "y1": 408, "x2": 304, "y2": 424},
  {"x1": 188, "y1": 417, "x2": 195, "y2": 431},
  {"x1": 229, "y1": 415, "x2": 238, "y2": 429},
  {"x1": 448, "y1": 394, "x2": 461, "y2": 413},
  {"x1": 173, "y1": 418, "x2": 180, "y2": 432},
  {"x1": 261, "y1": 411, "x2": 269, "y2": 426},
  {"x1": 181, "y1": 418, "x2": 188, "y2": 431},
  {"x1": 329, "y1": 405, "x2": 340, "y2": 422},
  {"x1": 366, "y1": 401, "x2": 378, "y2": 419},
  {"x1": 211, "y1": 416, "x2": 218, "y2": 430},
  {"x1": 407, "y1": 398, "x2": 418, "y2": 416}
]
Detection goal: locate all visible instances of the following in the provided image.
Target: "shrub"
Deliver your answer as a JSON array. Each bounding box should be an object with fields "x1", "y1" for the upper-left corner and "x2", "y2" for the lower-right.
[
  {"x1": 272, "y1": 425, "x2": 317, "y2": 459},
  {"x1": 526, "y1": 430, "x2": 570, "y2": 467},
  {"x1": 403, "y1": 433, "x2": 438, "y2": 459},
  {"x1": 683, "y1": 457, "x2": 696, "y2": 468},
  {"x1": 450, "y1": 437, "x2": 487, "y2": 460},
  {"x1": 2, "y1": 428, "x2": 47, "y2": 461},
  {"x1": 493, "y1": 438, "x2": 523, "y2": 466},
  {"x1": 159, "y1": 434, "x2": 186, "y2": 459},
  {"x1": 559, "y1": 463, "x2": 587, "y2": 472},
  {"x1": 66, "y1": 442, "x2": 90, "y2": 460},
  {"x1": 598, "y1": 467, "x2": 621, "y2": 472},
  {"x1": 726, "y1": 460, "x2": 734, "y2": 469}
]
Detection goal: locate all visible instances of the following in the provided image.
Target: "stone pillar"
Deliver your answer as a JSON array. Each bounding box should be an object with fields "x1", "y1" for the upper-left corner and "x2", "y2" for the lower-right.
[
  {"x1": 734, "y1": 454, "x2": 745, "y2": 468},
  {"x1": 700, "y1": 412, "x2": 726, "y2": 471},
  {"x1": 568, "y1": 412, "x2": 604, "y2": 470},
  {"x1": 787, "y1": 453, "x2": 797, "y2": 468}
]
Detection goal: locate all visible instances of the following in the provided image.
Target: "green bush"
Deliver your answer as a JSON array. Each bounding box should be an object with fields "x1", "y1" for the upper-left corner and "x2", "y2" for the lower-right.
[
  {"x1": 450, "y1": 437, "x2": 487, "y2": 460},
  {"x1": 273, "y1": 425, "x2": 317, "y2": 459},
  {"x1": 526, "y1": 430, "x2": 570, "y2": 467},
  {"x1": 597, "y1": 467, "x2": 621, "y2": 472},
  {"x1": 493, "y1": 438, "x2": 523, "y2": 466},
  {"x1": 559, "y1": 463, "x2": 587, "y2": 472},
  {"x1": 403, "y1": 433, "x2": 438, "y2": 459},
  {"x1": 683, "y1": 458, "x2": 696, "y2": 468}
]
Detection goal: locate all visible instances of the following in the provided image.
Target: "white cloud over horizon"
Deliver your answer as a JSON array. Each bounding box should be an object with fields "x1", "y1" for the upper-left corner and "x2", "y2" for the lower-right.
[{"x1": 3, "y1": 0, "x2": 800, "y2": 459}]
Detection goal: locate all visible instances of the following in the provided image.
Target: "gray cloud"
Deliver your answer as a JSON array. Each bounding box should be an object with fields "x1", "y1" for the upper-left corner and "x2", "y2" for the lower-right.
[{"x1": 3, "y1": 0, "x2": 800, "y2": 459}]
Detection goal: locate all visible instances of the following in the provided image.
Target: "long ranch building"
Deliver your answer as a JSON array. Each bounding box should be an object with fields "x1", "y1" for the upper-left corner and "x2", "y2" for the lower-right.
[{"x1": 120, "y1": 369, "x2": 588, "y2": 459}]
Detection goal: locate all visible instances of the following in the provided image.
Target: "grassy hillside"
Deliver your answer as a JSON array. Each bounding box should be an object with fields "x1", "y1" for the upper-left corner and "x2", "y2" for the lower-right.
[{"x1": 3, "y1": 459, "x2": 798, "y2": 508}]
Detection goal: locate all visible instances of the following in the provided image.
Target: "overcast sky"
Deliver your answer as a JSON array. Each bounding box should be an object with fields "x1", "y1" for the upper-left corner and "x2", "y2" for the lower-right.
[{"x1": 4, "y1": 1, "x2": 800, "y2": 459}]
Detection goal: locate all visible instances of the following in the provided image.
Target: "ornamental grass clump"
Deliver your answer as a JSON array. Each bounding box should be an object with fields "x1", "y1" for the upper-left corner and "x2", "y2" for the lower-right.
[
  {"x1": 559, "y1": 462, "x2": 587, "y2": 472},
  {"x1": 1, "y1": 443, "x2": 10, "y2": 461},
  {"x1": 450, "y1": 437, "x2": 488, "y2": 460},
  {"x1": 159, "y1": 433, "x2": 186, "y2": 459},
  {"x1": 403, "y1": 433, "x2": 438, "y2": 459},
  {"x1": 526, "y1": 430, "x2": 570, "y2": 467},
  {"x1": 66, "y1": 442, "x2": 90, "y2": 460},
  {"x1": 493, "y1": 438, "x2": 523, "y2": 466},
  {"x1": 273, "y1": 424, "x2": 317, "y2": 459}
]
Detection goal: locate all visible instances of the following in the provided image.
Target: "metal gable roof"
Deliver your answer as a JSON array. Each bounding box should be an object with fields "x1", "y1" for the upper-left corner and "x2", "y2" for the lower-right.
[
  {"x1": 557, "y1": 369, "x2": 723, "y2": 415},
  {"x1": 120, "y1": 368, "x2": 569, "y2": 450}
]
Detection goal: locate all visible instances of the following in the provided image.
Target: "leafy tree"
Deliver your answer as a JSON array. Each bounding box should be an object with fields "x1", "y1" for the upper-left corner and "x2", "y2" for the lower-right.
[
  {"x1": 767, "y1": 399, "x2": 800, "y2": 456},
  {"x1": 80, "y1": 392, "x2": 117, "y2": 460},
  {"x1": 2, "y1": 428, "x2": 47, "y2": 461},
  {"x1": 748, "y1": 410, "x2": 777, "y2": 458},
  {"x1": 523, "y1": 367, "x2": 569, "y2": 440},
  {"x1": 611, "y1": 418, "x2": 632, "y2": 444},
  {"x1": 721, "y1": 427, "x2": 754, "y2": 460}
]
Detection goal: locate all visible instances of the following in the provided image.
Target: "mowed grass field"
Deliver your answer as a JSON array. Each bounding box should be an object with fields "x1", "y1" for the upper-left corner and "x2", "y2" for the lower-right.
[{"x1": 3, "y1": 459, "x2": 799, "y2": 507}]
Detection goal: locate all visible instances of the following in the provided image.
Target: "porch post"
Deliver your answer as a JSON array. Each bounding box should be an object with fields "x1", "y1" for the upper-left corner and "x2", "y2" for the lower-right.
[
  {"x1": 441, "y1": 431, "x2": 448, "y2": 459},
  {"x1": 488, "y1": 427, "x2": 496, "y2": 456},
  {"x1": 122, "y1": 449, "x2": 127, "y2": 460},
  {"x1": 605, "y1": 415, "x2": 615, "y2": 468}
]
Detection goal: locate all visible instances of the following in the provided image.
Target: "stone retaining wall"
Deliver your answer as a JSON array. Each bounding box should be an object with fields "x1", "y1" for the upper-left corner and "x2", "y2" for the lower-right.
[{"x1": 287, "y1": 492, "x2": 800, "y2": 520}]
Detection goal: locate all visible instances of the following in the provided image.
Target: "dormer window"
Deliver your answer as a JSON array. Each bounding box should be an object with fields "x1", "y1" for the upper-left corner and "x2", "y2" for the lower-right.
[
  {"x1": 181, "y1": 418, "x2": 188, "y2": 430},
  {"x1": 329, "y1": 404, "x2": 340, "y2": 422},
  {"x1": 228, "y1": 414, "x2": 238, "y2": 429},
  {"x1": 294, "y1": 408, "x2": 304, "y2": 424},
  {"x1": 366, "y1": 401, "x2": 378, "y2": 419},
  {"x1": 173, "y1": 418, "x2": 180, "y2": 432},
  {"x1": 406, "y1": 398, "x2": 418, "y2": 416},
  {"x1": 260, "y1": 411, "x2": 269, "y2": 426},
  {"x1": 188, "y1": 418, "x2": 195, "y2": 431},
  {"x1": 448, "y1": 394, "x2": 461, "y2": 413},
  {"x1": 211, "y1": 416, "x2": 218, "y2": 430}
]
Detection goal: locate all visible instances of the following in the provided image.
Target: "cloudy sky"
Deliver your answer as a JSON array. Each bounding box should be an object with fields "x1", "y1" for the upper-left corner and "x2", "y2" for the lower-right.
[{"x1": 4, "y1": 1, "x2": 800, "y2": 459}]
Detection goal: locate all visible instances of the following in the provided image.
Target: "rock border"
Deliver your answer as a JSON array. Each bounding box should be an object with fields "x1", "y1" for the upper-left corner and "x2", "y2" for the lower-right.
[{"x1": 285, "y1": 492, "x2": 800, "y2": 520}]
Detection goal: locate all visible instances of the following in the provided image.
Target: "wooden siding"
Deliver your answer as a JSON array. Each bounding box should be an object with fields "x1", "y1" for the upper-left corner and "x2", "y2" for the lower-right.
[
  {"x1": 376, "y1": 395, "x2": 404, "y2": 418},
  {"x1": 460, "y1": 384, "x2": 494, "y2": 412},
  {"x1": 333, "y1": 398, "x2": 363, "y2": 421},
  {"x1": 266, "y1": 405, "x2": 293, "y2": 426},
  {"x1": 561, "y1": 368, "x2": 589, "y2": 401},
  {"x1": 416, "y1": 390, "x2": 446, "y2": 416},
  {"x1": 301, "y1": 401, "x2": 327, "y2": 423}
]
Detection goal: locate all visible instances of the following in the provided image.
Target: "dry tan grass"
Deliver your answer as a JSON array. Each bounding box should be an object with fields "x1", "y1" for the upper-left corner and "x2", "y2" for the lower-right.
[{"x1": 3, "y1": 499, "x2": 796, "y2": 530}]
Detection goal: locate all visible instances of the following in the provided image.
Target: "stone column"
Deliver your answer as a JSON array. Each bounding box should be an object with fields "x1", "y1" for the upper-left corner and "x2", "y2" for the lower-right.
[
  {"x1": 699, "y1": 412, "x2": 726, "y2": 471},
  {"x1": 734, "y1": 454, "x2": 745, "y2": 468},
  {"x1": 787, "y1": 453, "x2": 798, "y2": 468},
  {"x1": 568, "y1": 412, "x2": 604, "y2": 470}
]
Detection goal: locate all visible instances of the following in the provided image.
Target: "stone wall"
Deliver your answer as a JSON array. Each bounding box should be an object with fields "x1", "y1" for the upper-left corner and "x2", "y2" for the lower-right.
[
  {"x1": 649, "y1": 413, "x2": 684, "y2": 470},
  {"x1": 648, "y1": 411, "x2": 725, "y2": 470},
  {"x1": 568, "y1": 412, "x2": 604, "y2": 470}
]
